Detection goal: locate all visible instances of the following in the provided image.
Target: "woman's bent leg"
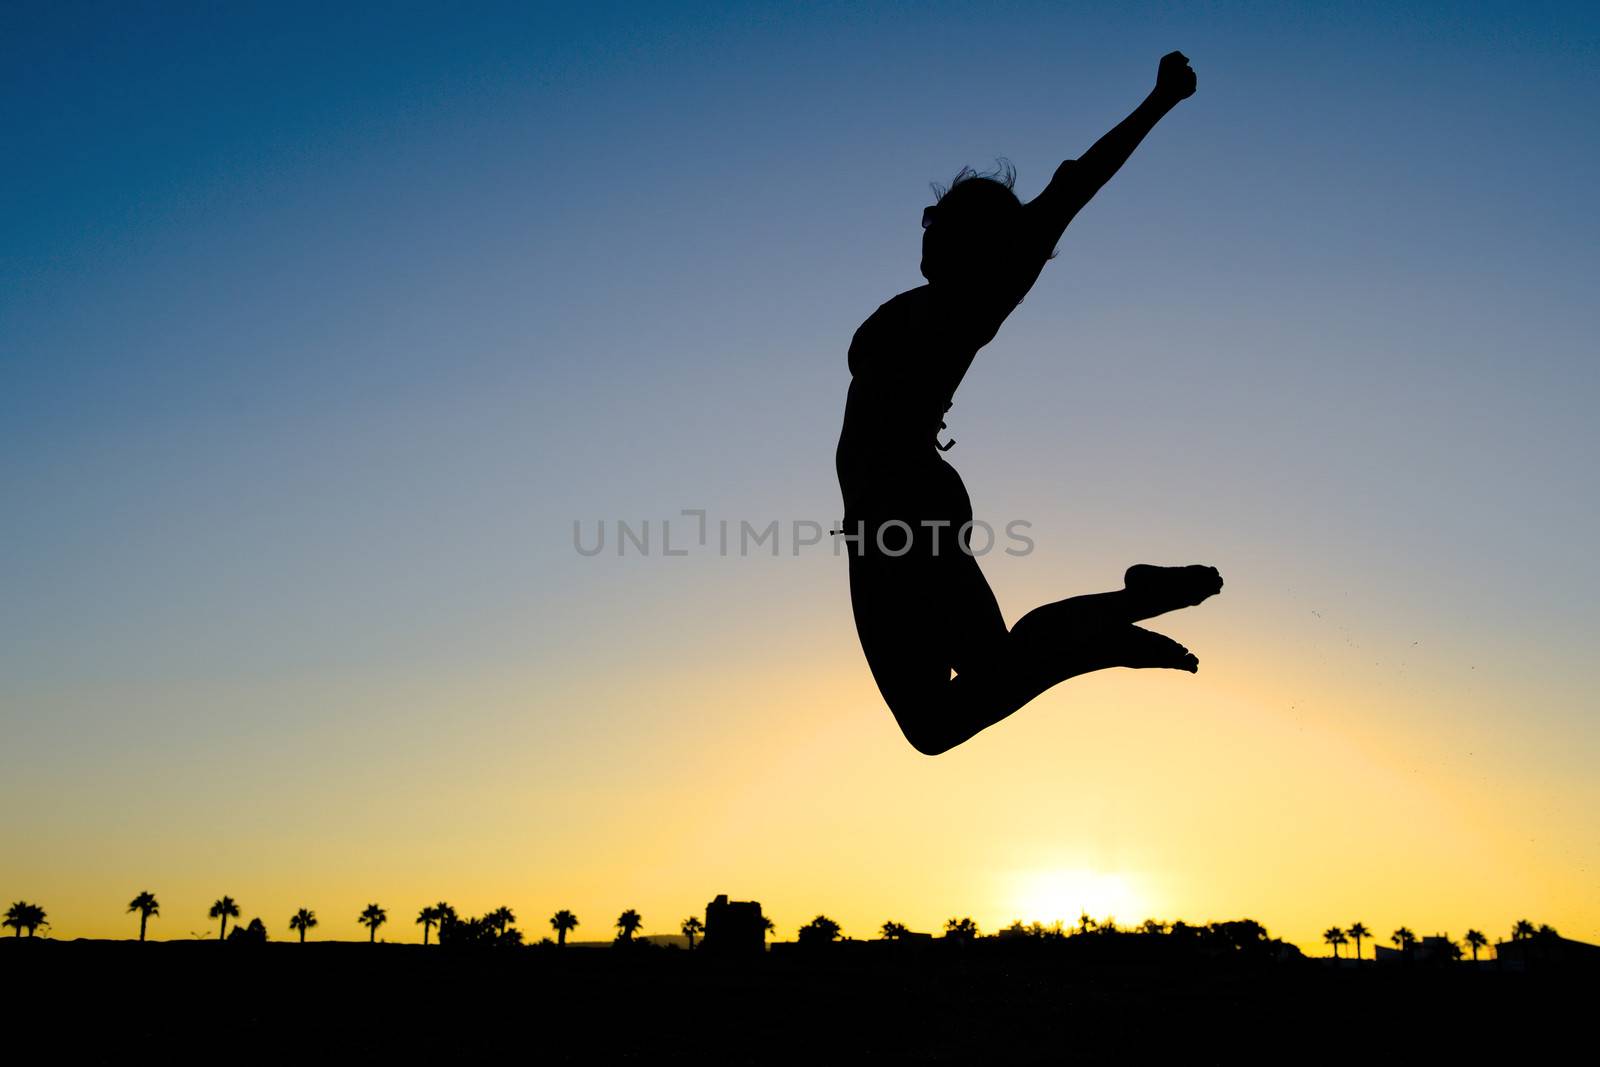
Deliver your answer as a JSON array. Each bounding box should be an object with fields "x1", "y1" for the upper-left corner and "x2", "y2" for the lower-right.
[
  {"x1": 852, "y1": 557, "x2": 1218, "y2": 755},
  {"x1": 848, "y1": 541, "x2": 1008, "y2": 754}
]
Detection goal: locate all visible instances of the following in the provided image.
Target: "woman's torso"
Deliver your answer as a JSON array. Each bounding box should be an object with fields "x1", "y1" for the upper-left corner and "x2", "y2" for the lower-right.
[{"x1": 836, "y1": 286, "x2": 974, "y2": 524}]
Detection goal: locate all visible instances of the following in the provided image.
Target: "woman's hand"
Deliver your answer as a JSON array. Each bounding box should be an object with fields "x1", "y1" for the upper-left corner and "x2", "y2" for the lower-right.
[{"x1": 1154, "y1": 50, "x2": 1197, "y2": 104}]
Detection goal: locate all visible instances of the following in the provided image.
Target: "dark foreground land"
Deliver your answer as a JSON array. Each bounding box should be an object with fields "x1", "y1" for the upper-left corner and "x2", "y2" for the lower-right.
[{"x1": 3, "y1": 938, "x2": 1591, "y2": 1063}]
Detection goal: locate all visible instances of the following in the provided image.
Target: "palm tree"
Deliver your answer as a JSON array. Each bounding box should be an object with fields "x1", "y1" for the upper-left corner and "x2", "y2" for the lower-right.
[
  {"x1": 416, "y1": 906, "x2": 440, "y2": 945},
  {"x1": 487, "y1": 907, "x2": 516, "y2": 935},
  {"x1": 4, "y1": 902, "x2": 46, "y2": 938},
  {"x1": 358, "y1": 904, "x2": 387, "y2": 943},
  {"x1": 616, "y1": 909, "x2": 643, "y2": 942},
  {"x1": 550, "y1": 909, "x2": 578, "y2": 946},
  {"x1": 1390, "y1": 927, "x2": 1416, "y2": 957},
  {"x1": 1346, "y1": 922, "x2": 1370, "y2": 961},
  {"x1": 1512, "y1": 919, "x2": 1535, "y2": 941},
  {"x1": 1464, "y1": 929, "x2": 1488, "y2": 962},
  {"x1": 681, "y1": 916, "x2": 704, "y2": 950},
  {"x1": 945, "y1": 917, "x2": 978, "y2": 942},
  {"x1": 880, "y1": 920, "x2": 909, "y2": 940},
  {"x1": 1323, "y1": 927, "x2": 1348, "y2": 959},
  {"x1": 798, "y1": 915, "x2": 841, "y2": 945},
  {"x1": 288, "y1": 908, "x2": 318, "y2": 943},
  {"x1": 434, "y1": 902, "x2": 458, "y2": 939},
  {"x1": 760, "y1": 916, "x2": 775, "y2": 942},
  {"x1": 209, "y1": 897, "x2": 240, "y2": 941},
  {"x1": 1140, "y1": 919, "x2": 1167, "y2": 936},
  {"x1": 128, "y1": 891, "x2": 160, "y2": 942}
]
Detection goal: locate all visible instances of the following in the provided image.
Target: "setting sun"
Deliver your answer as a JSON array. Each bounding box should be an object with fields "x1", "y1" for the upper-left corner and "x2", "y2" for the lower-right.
[{"x1": 1009, "y1": 868, "x2": 1151, "y2": 928}]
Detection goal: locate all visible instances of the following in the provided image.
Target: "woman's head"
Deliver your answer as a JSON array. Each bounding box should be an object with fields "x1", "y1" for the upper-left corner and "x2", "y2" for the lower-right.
[{"x1": 920, "y1": 160, "x2": 1024, "y2": 285}]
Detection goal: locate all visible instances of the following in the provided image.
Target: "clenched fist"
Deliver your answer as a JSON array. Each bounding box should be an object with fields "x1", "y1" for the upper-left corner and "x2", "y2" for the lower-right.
[{"x1": 1155, "y1": 50, "x2": 1197, "y2": 103}]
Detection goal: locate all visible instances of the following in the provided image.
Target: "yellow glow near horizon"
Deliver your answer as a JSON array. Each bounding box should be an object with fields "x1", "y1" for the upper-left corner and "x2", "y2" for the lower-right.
[
  {"x1": 5, "y1": 593, "x2": 1597, "y2": 954},
  {"x1": 1008, "y1": 869, "x2": 1151, "y2": 928},
  {"x1": 4, "y1": 581, "x2": 1597, "y2": 954}
]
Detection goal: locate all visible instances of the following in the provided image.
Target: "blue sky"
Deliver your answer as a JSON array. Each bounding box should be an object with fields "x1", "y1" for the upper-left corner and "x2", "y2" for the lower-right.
[{"x1": 3, "y1": 2, "x2": 1597, "y2": 944}]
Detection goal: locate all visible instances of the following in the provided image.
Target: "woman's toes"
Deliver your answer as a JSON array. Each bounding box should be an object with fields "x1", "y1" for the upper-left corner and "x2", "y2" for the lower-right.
[{"x1": 1119, "y1": 625, "x2": 1196, "y2": 671}]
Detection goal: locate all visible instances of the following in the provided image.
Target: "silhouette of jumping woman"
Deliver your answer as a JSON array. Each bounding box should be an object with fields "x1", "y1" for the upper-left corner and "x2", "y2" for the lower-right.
[{"x1": 837, "y1": 52, "x2": 1221, "y2": 755}]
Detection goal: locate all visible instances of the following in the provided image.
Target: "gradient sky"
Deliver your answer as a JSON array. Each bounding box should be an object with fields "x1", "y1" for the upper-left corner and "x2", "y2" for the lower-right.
[{"x1": 3, "y1": 1, "x2": 1597, "y2": 950}]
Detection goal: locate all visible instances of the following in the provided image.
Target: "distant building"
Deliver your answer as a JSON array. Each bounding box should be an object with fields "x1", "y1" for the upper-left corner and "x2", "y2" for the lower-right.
[
  {"x1": 702, "y1": 894, "x2": 766, "y2": 956},
  {"x1": 1373, "y1": 936, "x2": 1463, "y2": 965},
  {"x1": 1494, "y1": 934, "x2": 1600, "y2": 970}
]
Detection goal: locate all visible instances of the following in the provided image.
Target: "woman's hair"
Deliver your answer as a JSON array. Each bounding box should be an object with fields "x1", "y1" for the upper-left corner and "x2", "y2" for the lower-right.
[{"x1": 930, "y1": 158, "x2": 1018, "y2": 205}]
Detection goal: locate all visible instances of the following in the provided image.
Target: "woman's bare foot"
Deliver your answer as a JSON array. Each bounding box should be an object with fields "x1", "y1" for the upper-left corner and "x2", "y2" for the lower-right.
[
  {"x1": 1124, "y1": 563, "x2": 1223, "y2": 613},
  {"x1": 1111, "y1": 624, "x2": 1199, "y2": 673}
]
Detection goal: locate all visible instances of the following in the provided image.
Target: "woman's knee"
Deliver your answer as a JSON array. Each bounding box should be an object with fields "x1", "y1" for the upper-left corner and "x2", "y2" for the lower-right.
[
  {"x1": 889, "y1": 706, "x2": 957, "y2": 756},
  {"x1": 901, "y1": 722, "x2": 955, "y2": 757}
]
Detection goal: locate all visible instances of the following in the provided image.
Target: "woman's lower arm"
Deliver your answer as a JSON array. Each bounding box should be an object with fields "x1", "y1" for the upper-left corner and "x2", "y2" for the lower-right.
[{"x1": 1075, "y1": 90, "x2": 1177, "y2": 193}]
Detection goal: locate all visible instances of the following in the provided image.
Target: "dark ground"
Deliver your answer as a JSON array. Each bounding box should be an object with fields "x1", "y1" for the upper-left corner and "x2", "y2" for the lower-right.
[{"x1": 2, "y1": 938, "x2": 1590, "y2": 1063}]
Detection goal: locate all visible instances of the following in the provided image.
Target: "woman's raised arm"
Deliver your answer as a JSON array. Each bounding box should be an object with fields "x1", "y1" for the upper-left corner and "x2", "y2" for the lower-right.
[{"x1": 1026, "y1": 51, "x2": 1197, "y2": 254}]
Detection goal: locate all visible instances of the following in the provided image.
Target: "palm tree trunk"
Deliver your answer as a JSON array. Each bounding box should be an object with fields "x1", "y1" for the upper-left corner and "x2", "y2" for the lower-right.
[
  {"x1": 140, "y1": 914, "x2": 148, "y2": 942},
  {"x1": 423, "y1": 924, "x2": 430, "y2": 946},
  {"x1": 558, "y1": 929, "x2": 566, "y2": 946},
  {"x1": 219, "y1": 917, "x2": 227, "y2": 940},
  {"x1": 369, "y1": 926, "x2": 376, "y2": 943}
]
